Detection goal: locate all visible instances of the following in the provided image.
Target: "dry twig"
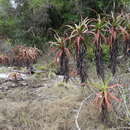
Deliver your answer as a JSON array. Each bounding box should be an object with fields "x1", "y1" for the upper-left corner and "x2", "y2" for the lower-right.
[{"x1": 75, "y1": 94, "x2": 95, "y2": 130}]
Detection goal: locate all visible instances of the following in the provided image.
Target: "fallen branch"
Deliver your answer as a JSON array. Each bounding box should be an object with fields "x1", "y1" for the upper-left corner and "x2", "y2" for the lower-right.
[
  {"x1": 75, "y1": 93, "x2": 95, "y2": 130},
  {"x1": 111, "y1": 127, "x2": 130, "y2": 130}
]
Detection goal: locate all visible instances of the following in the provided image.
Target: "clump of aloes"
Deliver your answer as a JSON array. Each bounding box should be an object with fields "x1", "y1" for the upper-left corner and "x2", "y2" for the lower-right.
[
  {"x1": 50, "y1": 33, "x2": 70, "y2": 82},
  {"x1": 0, "y1": 54, "x2": 10, "y2": 65},
  {"x1": 89, "y1": 15, "x2": 108, "y2": 82},
  {"x1": 92, "y1": 81, "x2": 123, "y2": 122},
  {"x1": 66, "y1": 18, "x2": 90, "y2": 83},
  {"x1": 12, "y1": 45, "x2": 41, "y2": 67},
  {"x1": 107, "y1": 12, "x2": 125, "y2": 75}
]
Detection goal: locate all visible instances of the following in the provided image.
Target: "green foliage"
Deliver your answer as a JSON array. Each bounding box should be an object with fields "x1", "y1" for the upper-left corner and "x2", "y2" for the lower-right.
[
  {"x1": 28, "y1": 0, "x2": 46, "y2": 8},
  {"x1": 86, "y1": 44, "x2": 110, "y2": 63},
  {"x1": 102, "y1": 44, "x2": 110, "y2": 63},
  {"x1": 0, "y1": 0, "x2": 130, "y2": 83},
  {"x1": 0, "y1": 0, "x2": 129, "y2": 50},
  {"x1": 87, "y1": 47, "x2": 95, "y2": 61}
]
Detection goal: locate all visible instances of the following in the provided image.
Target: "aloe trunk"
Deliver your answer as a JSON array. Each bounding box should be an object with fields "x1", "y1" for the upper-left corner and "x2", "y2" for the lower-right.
[
  {"x1": 124, "y1": 39, "x2": 130, "y2": 56},
  {"x1": 110, "y1": 39, "x2": 118, "y2": 75},
  {"x1": 76, "y1": 44, "x2": 87, "y2": 83},
  {"x1": 100, "y1": 95, "x2": 109, "y2": 124},
  {"x1": 59, "y1": 51, "x2": 69, "y2": 82},
  {"x1": 95, "y1": 47, "x2": 104, "y2": 82}
]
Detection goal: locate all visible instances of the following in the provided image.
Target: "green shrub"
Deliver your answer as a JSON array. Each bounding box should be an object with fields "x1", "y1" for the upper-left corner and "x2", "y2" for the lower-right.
[
  {"x1": 102, "y1": 44, "x2": 110, "y2": 63},
  {"x1": 87, "y1": 47, "x2": 95, "y2": 61}
]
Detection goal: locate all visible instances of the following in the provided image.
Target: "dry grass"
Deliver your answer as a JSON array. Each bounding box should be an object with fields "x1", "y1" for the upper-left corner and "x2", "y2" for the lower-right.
[
  {"x1": 0, "y1": 77, "x2": 81, "y2": 130},
  {"x1": 0, "y1": 94, "x2": 79, "y2": 130},
  {"x1": 0, "y1": 65, "x2": 129, "y2": 130}
]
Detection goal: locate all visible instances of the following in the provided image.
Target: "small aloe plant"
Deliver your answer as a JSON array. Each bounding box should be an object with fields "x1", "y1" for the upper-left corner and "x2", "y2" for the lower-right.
[
  {"x1": 91, "y1": 80, "x2": 123, "y2": 122},
  {"x1": 49, "y1": 33, "x2": 70, "y2": 82},
  {"x1": 93, "y1": 83, "x2": 122, "y2": 110}
]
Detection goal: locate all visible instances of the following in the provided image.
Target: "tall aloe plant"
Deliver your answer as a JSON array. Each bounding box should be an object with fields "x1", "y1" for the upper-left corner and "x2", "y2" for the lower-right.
[
  {"x1": 107, "y1": 13, "x2": 125, "y2": 75},
  {"x1": 50, "y1": 33, "x2": 70, "y2": 82},
  {"x1": 120, "y1": 16, "x2": 130, "y2": 57},
  {"x1": 89, "y1": 15, "x2": 108, "y2": 81},
  {"x1": 66, "y1": 18, "x2": 90, "y2": 83},
  {"x1": 120, "y1": 27, "x2": 130, "y2": 57}
]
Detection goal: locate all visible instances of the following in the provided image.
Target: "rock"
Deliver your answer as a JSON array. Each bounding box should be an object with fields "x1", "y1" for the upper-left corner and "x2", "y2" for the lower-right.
[
  {"x1": 20, "y1": 82, "x2": 28, "y2": 86},
  {"x1": 117, "y1": 55, "x2": 124, "y2": 60},
  {"x1": 10, "y1": 83, "x2": 17, "y2": 88},
  {"x1": 1, "y1": 81, "x2": 17, "y2": 90},
  {"x1": 56, "y1": 75, "x2": 64, "y2": 82},
  {"x1": 1, "y1": 86, "x2": 9, "y2": 91}
]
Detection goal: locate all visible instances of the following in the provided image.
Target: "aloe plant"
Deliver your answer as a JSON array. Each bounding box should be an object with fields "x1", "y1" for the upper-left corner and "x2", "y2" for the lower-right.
[
  {"x1": 12, "y1": 45, "x2": 41, "y2": 67},
  {"x1": 50, "y1": 33, "x2": 70, "y2": 82},
  {"x1": 88, "y1": 15, "x2": 108, "y2": 81},
  {"x1": 120, "y1": 20, "x2": 130, "y2": 56},
  {"x1": 91, "y1": 81, "x2": 123, "y2": 123},
  {"x1": 0, "y1": 54, "x2": 9, "y2": 65},
  {"x1": 107, "y1": 12, "x2": 125, "y2": 75},
  {"x1": 66, "y1": 18, "x2": 90, "y2": 83}
]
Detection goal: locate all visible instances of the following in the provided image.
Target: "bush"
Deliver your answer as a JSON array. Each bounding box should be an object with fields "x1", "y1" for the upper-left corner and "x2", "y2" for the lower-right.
[{"x1": 102, "y1": 44, "x2": 110, "y2": 63}]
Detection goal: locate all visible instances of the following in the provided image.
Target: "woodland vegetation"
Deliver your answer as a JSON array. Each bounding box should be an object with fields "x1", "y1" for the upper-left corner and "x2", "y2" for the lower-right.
[
  {"x1": 0, "y1": 0, "x2": 130, "y2": 80},
  {"x1": 0, "y1": 0, "x2": 129, "y2": 47},
  {"x1": 0, "y1": 0, "x2": 130, "y2": 130}
]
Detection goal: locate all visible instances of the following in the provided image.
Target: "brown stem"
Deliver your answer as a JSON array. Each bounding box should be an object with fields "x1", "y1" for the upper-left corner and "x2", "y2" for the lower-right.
[
  {"x1": 59, "y1": 51, "x2": 69, "y2": 82},
  {"x1": 95, "y1": 47, "x2": 104, "y2": 82},
  {"x1": 110, "y1": 39, "x2": 118, "y2": 75},
  {"x1": 100, "y1": 92, "x2": 108, "y2": 123},
  {"x1": 76, "y1": 44, "x2": 88, "y2": 83},
  {"x1": 124, "y1": 39, "x2": 130, "y2": 56}
]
